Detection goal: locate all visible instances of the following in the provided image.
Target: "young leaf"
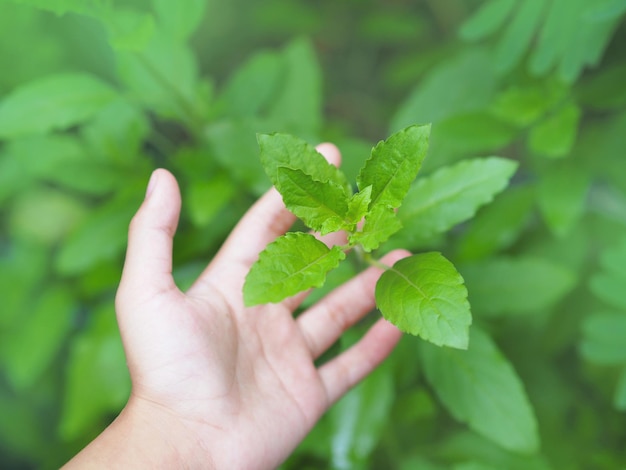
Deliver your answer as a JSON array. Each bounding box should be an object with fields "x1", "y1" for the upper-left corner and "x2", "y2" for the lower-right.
[
  {"x1": 349, "y1": 205, "x2": 403, "y2": 252},
  {"x1": 398, "y1": 157, "x2": 518, "y2": 241},
  {"x1": 0, "y1": 73, "x2": 117, "y2": 139},
  {"x1": 244, "y1": 232, "x2": 346, "y2": 306},
  {"x1": 258, "y1": 133, "x2": 350, "y2": 190},
  {"x1": 420, "y1": 327, "x2": 540, "y2": 454},
  {"x1": 375, "y1": 252, "x2": 471, "y2": 349},
  {"x1": 276, "y1": 167, "x2": 351, "y2": 235},
  {"x1": 346, "y1": 185, "x2": 372, "y2": 224},
  {"x1": 357, "y1": 124, "x2": 430, "y2": 210}
]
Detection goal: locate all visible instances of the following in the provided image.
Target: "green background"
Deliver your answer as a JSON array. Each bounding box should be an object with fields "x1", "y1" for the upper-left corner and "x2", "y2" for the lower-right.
[{"x1": 1, "y1": 0, "x2": 626, "y2": 468}]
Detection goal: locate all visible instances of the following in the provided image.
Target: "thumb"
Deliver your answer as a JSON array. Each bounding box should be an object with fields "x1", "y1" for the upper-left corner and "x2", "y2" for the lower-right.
[{"x1": 118, "y1": 169, "x2": 182, "y2": 301}]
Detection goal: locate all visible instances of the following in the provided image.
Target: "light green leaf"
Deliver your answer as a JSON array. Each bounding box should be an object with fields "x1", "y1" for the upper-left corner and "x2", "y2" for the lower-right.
[
  {"x1": 398, "y1": 157, "x2": 518, "y2": 241},
  {"x1": 347, "y1": 186, "x2": 372, "y2": 224},
  {"x1": 375, "y1": 252, "x2": 471, "y2": 349},
  {"x1": 528, "y1": 103, "x2": 581, "y2": 158},
  {"x1": 580, "y1": 312, "x2": 626, "y2": 365},
  {"x1": 0, "y1": 286, "x2": 75, "y2": 390},
  {"x1": 276, "y1": 167, "x2": 351, "y2": 235},
  {"x1": 350, "y1": 205, "x2": 403, "y2": 252},
  {"x1": 101, "y1": 7, "x2": 155, "y2": 52},
  {"x1": 461, "y1": 257, "x2": 576, "y2": 316},
  {"x1": 59, "y1": 304, "x2": 130, "y2": 440},
  {"x1": 537, "y1": 164, "x2": 589, "y2": 237},
  {"x1": 2, "y1": 0, "x2": 87, "y2": 15},
  {"x1": 357, "y1": 124, "x2": 430, "y2": 210},
  {"x1": 187, "y1": 172, "x2": 236, "y2": 227},
  {"x1": 589, "y1": 236, "x2": 626, "y2": 309},
  {"x1": 0, "y1": 73, "x2": 117, "y2": 139},
  {"x1": 258, "y1": 132, "x2": 349, "y2": 190},
  {"x1": 421, "y1": 327, "x2": 540, "y2": 454},
  {"x1": 152, "y1": 0, "x2": 207, "y2": 40},
  {"x1": 459, "y1": 0, "x2": 516, "y2": 41},
  {"x1": 267, "y1": 37, "x2": 322, "y2": 135},
  {"x1": 244, "y1": 233, "x2": 346, "y2": 306}
]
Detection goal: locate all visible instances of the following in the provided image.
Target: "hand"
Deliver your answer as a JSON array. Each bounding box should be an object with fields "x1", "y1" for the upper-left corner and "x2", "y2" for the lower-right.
[{"x1": 64, "y1": 144, "x2": 407, "y2": 469}]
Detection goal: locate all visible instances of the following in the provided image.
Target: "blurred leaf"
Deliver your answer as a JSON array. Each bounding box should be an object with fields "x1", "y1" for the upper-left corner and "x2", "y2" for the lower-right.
[
  {"x1": 186, "y1": 172, "x2": 236, "y2": 227},
  {"x1": 9, "y1": 187, "x2": 86, "y2": 244},
  {"x1": 391, "y1": 49, "x2": 495, "y2": 131},
  {"x1": 490, "y1": 81, "x2": 566, "y2": 127},
  {"x1": 589, "y1": 236, "x2": 626, "y2": 310},
  {"x1": 580, "y1": 312, "x2": 626, "y2": 365},
  {"x1": 243, "y1": 233, "x2": 346, "y2": 306},
  {"x1": 494, "y1": 0, "x2": 545, "y2": 74},
  {"x1": 267, "y1": 37, "x2": 322, "y2": 136},
  {"x1": 398, "y1": 157, "x2": 518, "y2": 242},
  {"x1": 376, "y1": 253, "x2": 471, "y2": 349},
  {"x1": 1, "y1": 0, "x2": 87, "y2": 15},
  {"x1": 152, "y1": 0, "x2": 207, "y2": 40},
  {"x1": 536, "y1": 164, "x2": 589, "y2": 237},
  {"x1": 421, "y1": 327, "x2": 540, "y2": 454},
  {"x1": 101, "y1": 6, "x2": 156, "y2": 52},
  {"x1": 55, "y1": 188, "x2": 142, "y2": 275},
  {"x1": 459, "y1": 0, "x2": 516, "y2": 41},
  {"x1": 528, "y1": 103, "x2": 581, "y2": 158},
  {"x1": 330, "y1": 355, "x2": 394, "y2": 470},
  {"x1": 461, "y1": 257, "x2": 576, "y2": 316},
  {"x1": 0, "y1": 73, "x2": 117, "y2": 139},
  {"x1": 1, "y1": 286, "x2": 75, "y2": 390},
  {"x1": 456, "y1": 185, "x2": 535, "y2": 262},
  {"x1": 215, "y1": 50, "x2": 283, "y2": 119},
  {"x1": 578, "y1": 63, "x2": 626, "y2": 110},
  {"x1": 614, "y1": 366, "x2": 626, "y2": 411},
  {"x1": 59, "y1": 304, "x2": 130, "y2": 441},
  {"x1": 116, "y1": 31, "x2": 199, "y2": 122},
  {"x1": 431, "y1": 113, "x2": 517, "y2": 156}
]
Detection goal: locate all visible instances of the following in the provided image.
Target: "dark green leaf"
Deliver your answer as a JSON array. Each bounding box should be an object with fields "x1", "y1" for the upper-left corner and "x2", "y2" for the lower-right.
[
  {"x1": 244, "y1": 233, "x2": 346, "y2": 306},
  {"x1": 461, "y1": 257, "x2": 576, "y2": 316},
  {"x1": 421, "y1": 327, "x2": 540, "y2": 454},
  {"x1": 276, "y1": 167, "x2": 351, "y2": 235},
  {"x1": 0, "y1": 73, "x2": 117, "y2": 139},
  {"x1": 375, "y1": 252, "x2": 471, "y2": 349},
  {"x1": 357, "y1": 124, "x2": 430, "y2": 210}
]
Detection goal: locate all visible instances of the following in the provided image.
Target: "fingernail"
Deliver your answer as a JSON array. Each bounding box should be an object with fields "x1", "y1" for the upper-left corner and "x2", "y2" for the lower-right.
[{"x1": 145, "y1": 170, "x2": 158, "y2": 199}]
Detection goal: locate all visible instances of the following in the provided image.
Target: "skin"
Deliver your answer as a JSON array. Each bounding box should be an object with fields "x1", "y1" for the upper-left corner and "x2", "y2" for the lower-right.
[{"x1": 64, "y1": 144, "x2": 408, "y2": 469}]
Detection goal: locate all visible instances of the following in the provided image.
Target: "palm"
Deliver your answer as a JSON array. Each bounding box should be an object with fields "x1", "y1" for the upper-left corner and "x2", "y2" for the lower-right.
[{"x1": 114, "y1": 146, "x2": 405, "y2": 469}]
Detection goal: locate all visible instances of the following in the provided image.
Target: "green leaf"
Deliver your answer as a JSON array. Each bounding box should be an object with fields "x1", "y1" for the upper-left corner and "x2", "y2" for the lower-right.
[
  {"x1": 59, "y1": 304, "x2": 130, "y2": 440},
  {"x1": 421, "y1": 327, "x2": 540, "y2": 454},
  {"x1": 589, "y1": 236, "x2": 626, "y2": 310},
  {"x1": 528, "y1": 103, "x2": 581, "y2": 158},
  {"x1": 101, "y1": 7, "x2": 156, "y2": 52},
  {"x1": 346, "y1": 186, "x2": 372, "y2": 224},
  {"x1": 375, "y1": 252, "x2": 471, "y2": 349},
  {"x1": 350, "y1": 205, "x2": 403, "y2": 252},
  {"x1": 0, "y1": 73, "x2": 117, "y2": 139},
  {"x1": 537, "y1": 164, "x2": 589, "y2": 237},
  {"x1": 613, "y1": 366, "x2": 626, "y2": 411},
  {"x1": 152, "y1": 0, "x2": 207, "y2": 40},
  {"x1": 357, "y1": 124, "x2": 430, "y2": 211},
  {"x1": 1, "y1": 0, "x2": 87, "y2": 15},
  {"x1": 0, "y1": 286, "x2": 75, "y2": 390},
  {"x1": 258, "y1": 132, "x2": 349, "y2": 190},
  {"x1": 276, "y1": 167, "x2": 351, "y2": 235},
  {"x1": 244, "y1": 232, "x2": 346, "y2": 306},
  {"x1": 460, "y1": 257, "x2": 576, "y2": 316},
  {"x1": 456, "y1": 185, "x2": 534, "y2": 262},
  {"x1": 459, "y1": 0, "x2": 516, "y2": 41},
  {"x1": 398, "y1": 157, "x2": 518, "y2": 241},
  {"x1": 186, "y1": 172, "x2": 236, "y2": 227},
  {"x1": 580, "y1": 312, "x2": 626, "y2": 365}
]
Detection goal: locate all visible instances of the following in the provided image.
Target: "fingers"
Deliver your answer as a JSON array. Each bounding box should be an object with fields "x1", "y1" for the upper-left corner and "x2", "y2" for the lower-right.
[
  {"x1": 298, "y1": 249, "x2": 410, "y2": 358},
  {"x1": 190, "y1": 143, "x2": 342, "y2": 298},
  {"x1": 319, "y1": 318, "x2": 402, "y2": 405},
  {"x1": 117, "y1": 169, "x2": 181, "y2": 303}
]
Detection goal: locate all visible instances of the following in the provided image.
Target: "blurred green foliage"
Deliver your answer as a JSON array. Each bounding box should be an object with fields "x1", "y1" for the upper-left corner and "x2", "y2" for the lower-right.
[{"x1": 1, "y1": 0, "x2": 626, "y2": 468}]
